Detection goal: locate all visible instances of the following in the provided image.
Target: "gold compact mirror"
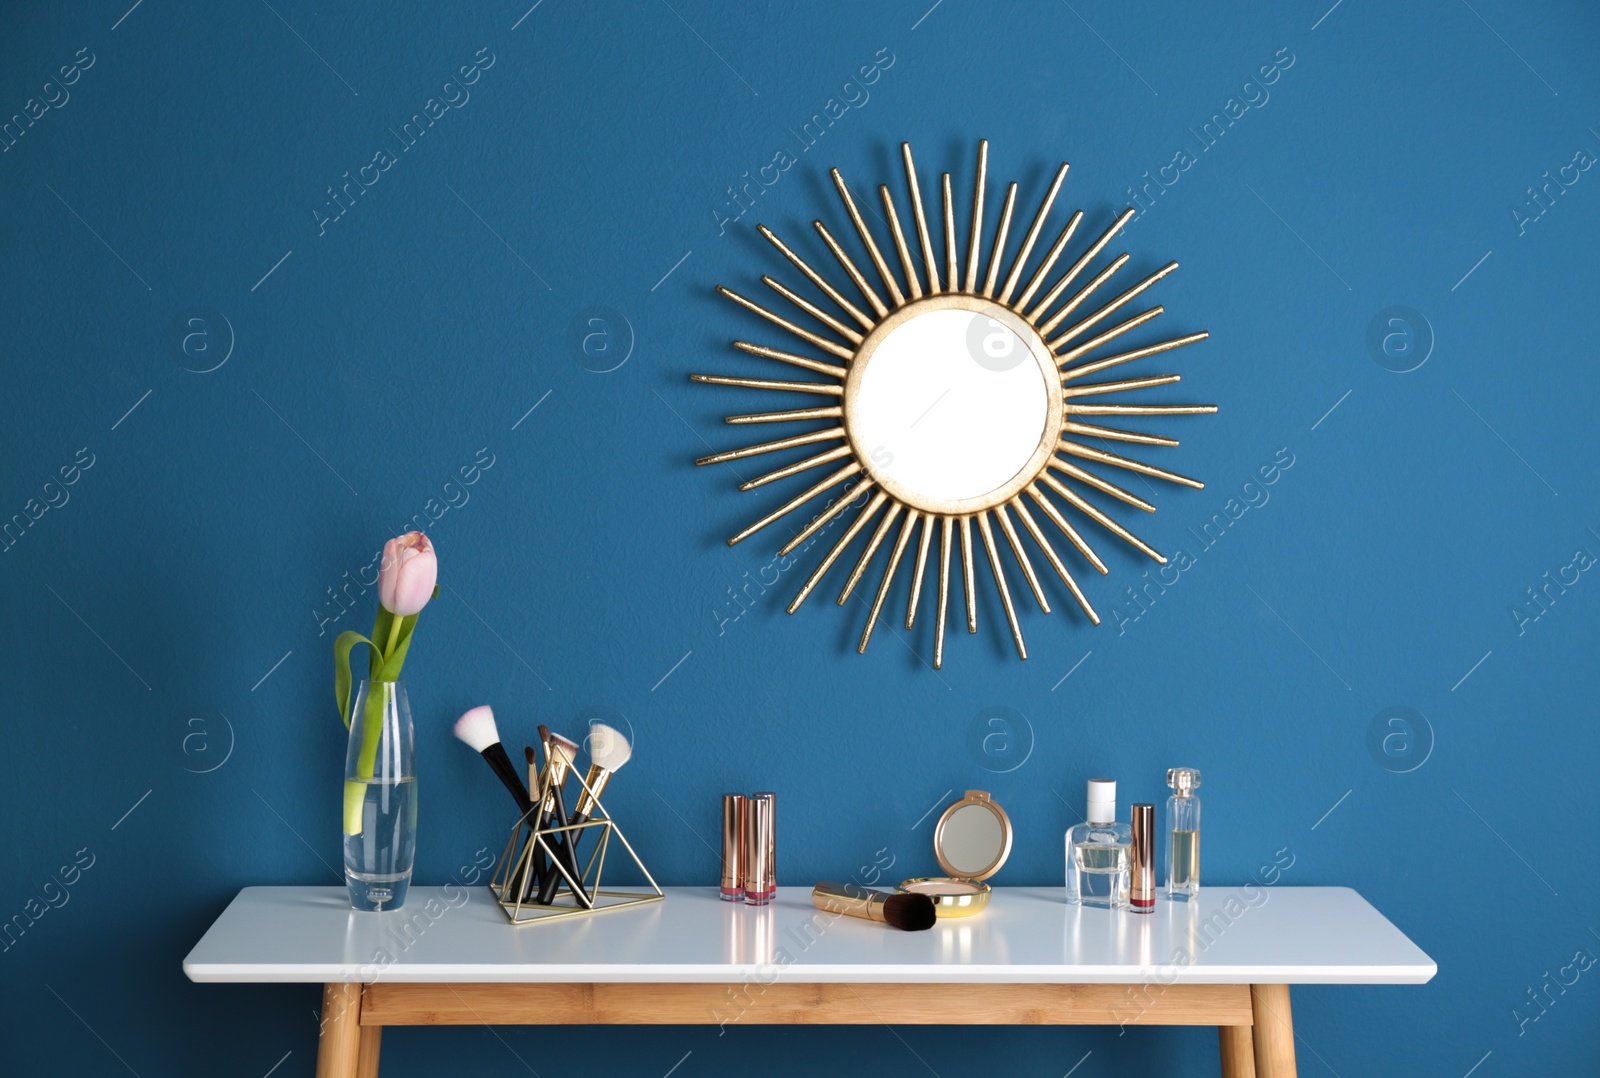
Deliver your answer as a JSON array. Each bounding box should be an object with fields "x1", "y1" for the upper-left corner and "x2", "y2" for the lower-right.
[
  {"x1": 692, "y1": 139, "x2": 1216, "y2": 668},
  {"x1": 899, "y1": 789, "x2": 1012, "y2": 917}
]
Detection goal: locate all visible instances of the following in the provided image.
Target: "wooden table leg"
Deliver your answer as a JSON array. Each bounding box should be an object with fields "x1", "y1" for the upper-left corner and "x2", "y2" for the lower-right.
[
  {"x1": 1249, "y1": 984, "x2": 1296, "y2": 1078},
  {"x1": 315, "y1": 983, "x2": 363, "y2": 1078},
  {"x1": 1219, "y1": 1024, "x2": 1257, "y2": 1077},
  {"x1": 356, "y1": 1025, "x2": 382, "y2": 1078}
]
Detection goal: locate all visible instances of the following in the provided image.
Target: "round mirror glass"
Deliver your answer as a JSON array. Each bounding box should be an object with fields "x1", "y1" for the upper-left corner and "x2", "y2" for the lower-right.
[
  {"x1": 937, "y1": 803, "x2": 1005, "y2": 877},
  {"x1": 846, "y1": 303, "x2": 1055, "y2": 512}
]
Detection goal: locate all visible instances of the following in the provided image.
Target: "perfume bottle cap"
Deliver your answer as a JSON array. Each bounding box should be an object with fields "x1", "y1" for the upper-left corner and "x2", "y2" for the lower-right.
[
  {"x1": 1167, "y1": 768, "x2": 1201, "y2": 796},
  {"x1": 1085, "y1": 778, "x2": 1116, "y2": 823}
]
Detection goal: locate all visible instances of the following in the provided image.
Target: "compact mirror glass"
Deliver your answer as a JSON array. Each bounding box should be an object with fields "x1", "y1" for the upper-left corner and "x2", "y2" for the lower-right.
[
  {"x1": 847, "y1": 304, "x2": 1053, "y2": 510},
  {"x1": 939, "y1": 804, "x2": 1006, "y2": 875}
]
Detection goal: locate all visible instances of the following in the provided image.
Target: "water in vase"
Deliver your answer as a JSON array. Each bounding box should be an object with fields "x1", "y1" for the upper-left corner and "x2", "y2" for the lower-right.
[{"x1": 344, "y1": 777, "x2": 417, "y2": 911}]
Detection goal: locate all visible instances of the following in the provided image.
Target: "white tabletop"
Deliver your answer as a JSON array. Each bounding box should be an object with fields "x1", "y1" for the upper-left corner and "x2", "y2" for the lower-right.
[{"x1": 183, "y1": 885, "x2": 1434, "y2": 986}]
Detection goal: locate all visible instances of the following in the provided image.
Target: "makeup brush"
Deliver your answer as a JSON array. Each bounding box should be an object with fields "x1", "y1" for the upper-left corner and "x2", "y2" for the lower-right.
[
  {"x1": 535, "y1": 722, "x2": 632, "y2": 904},
  {"x1": 537, "y1": 725, "x2": 592, "y2": 909},
  {"x1": 812, "y1": 881, "x2": 937, "y2": 931},
  {"x1": 522, "y1": 745, "x2": 549, "y2": 900},
  {"x1": 452, "y1": 706, "x2": 534, "y2": 818}
]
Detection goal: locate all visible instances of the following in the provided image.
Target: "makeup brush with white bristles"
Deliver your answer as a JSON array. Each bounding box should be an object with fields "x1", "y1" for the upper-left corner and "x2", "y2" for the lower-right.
[
  {"x1": 535, "y1": 723, "x2": 632, "y2": 905},
  {"x1": 536, "y1": 726, "x2": 592, "y2": 908},
  {"x1": 453, "y1": 706, "x2": 534, "y2": 819},
  {"x1": 573, "y1": 723, "x2": 632, "y2": 820}
]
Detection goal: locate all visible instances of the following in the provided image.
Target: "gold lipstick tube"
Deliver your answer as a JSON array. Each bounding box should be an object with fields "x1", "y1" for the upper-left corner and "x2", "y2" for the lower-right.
[
  {"x1": 752, "y1": 791, "x2": 776, "y2": 896},
  {"x1": 744, "y1": 795, "x2": 773, "y2": 905},
  {"x1": 1130, "y1": 803, "x2": 1155, "y2": 912},
  {"x1": 720, "y1": 794, "x2": 746, "y2": 901}
]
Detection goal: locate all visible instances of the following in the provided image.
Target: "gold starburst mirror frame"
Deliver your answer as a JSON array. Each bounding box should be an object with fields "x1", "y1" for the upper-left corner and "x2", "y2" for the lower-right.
[{"x1": 692, "y1": 140, "x2": 1215, "y2": 667}]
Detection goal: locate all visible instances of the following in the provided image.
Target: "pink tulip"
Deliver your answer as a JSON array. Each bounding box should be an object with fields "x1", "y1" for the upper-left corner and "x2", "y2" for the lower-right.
[{"x1": 378, "y1": 532, "x2": 438, "y2": 616}]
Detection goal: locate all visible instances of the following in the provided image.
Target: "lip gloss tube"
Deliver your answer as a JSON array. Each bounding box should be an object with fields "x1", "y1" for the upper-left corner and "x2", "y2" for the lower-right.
[
  {"x1": 744, "y1": 795, "x2": 773, "y2": 905},
  {"x1": 1130, "y1": 803, "x2": 1155, "y2": 913},
  {"x1": 720, "y1": 794, "x2": 746, "y2": 901}
]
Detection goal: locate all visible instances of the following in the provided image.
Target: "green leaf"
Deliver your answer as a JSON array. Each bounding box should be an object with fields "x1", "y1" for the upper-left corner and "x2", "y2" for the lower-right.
[{"x1": 334, "y1": 630, "x2": 375, "y2": 727}]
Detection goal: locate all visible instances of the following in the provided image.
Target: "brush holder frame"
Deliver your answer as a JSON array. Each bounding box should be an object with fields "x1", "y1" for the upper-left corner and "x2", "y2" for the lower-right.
[{"x1": 488, "y1": 752, "x2": 662, "y2": 924}]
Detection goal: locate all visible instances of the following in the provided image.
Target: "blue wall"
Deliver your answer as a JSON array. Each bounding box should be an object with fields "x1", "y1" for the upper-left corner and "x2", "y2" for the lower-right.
[{"x1": 4, "y1": 1, "x2": 1598, "y2": 1073}]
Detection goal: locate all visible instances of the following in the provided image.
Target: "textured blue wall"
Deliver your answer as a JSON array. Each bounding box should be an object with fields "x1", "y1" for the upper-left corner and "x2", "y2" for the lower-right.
[{"x1": 4, "y1": 0, "x2": 1598, "y2": 1074}]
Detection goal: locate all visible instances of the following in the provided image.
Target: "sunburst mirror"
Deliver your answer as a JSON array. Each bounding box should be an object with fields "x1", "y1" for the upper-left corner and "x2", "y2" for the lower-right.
[{"x1": 692, "y1": 140, "x2": 1215, "y2": 667}]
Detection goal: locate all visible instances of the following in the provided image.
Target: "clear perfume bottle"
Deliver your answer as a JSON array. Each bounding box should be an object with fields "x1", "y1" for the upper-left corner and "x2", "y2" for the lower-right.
[
  {"x1": 1066, "y1": 779, "x2": 1130, "y2": 908},
  {"x1": 1165, "y1": 767, "x2": 1201, "y2": 900}
]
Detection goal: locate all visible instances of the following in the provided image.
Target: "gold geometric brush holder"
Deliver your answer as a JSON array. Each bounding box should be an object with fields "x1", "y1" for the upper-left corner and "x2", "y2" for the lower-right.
[{"x1": 489, "y1": 753, "x2": 662, "y2": 925}]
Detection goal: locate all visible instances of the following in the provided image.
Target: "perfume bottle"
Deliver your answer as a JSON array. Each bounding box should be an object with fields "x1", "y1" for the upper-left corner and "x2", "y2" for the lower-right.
[
  {"x1": 1165, "y1": 767, "x2": 1201, "y2": 900},
  {"x1": 1066, "y1": 779, "x2": 1130, "y2": 908}
]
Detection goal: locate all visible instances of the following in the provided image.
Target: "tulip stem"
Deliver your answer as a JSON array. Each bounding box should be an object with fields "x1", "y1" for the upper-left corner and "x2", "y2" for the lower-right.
[
  {"x1": 383, "y1": 616, "x2": 404, "y2": 665},
  {"x1": 345, "y1": 614, "x2": 406, "y2": 836}
]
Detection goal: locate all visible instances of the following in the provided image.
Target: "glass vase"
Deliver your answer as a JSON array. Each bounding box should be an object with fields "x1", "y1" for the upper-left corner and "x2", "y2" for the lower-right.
[{"x1": 343, "y1": 679, "x2": 417, "y2": 911}]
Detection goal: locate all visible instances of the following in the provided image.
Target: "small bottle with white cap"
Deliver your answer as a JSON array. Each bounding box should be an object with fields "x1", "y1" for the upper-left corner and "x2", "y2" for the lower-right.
[{"x1": 1065, "y1": 778, "x2": 1131, "y2": 908}]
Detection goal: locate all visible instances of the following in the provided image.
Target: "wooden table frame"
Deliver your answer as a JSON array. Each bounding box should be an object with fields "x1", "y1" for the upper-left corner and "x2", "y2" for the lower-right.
[{"x1": 314, "y1": 980, "x2": 1298, "y2": 1078}]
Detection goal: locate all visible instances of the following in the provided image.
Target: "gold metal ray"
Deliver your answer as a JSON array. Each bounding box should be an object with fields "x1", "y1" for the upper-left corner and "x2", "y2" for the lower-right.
[
  {"x1": 1062, "y1": 420, "x2": 1178, "y2": 448},
  {"x1": 725, "y1": 405, "x2": 843, "y2": 425},
  {"x1": 1061, "y1": 330, "x2": 1208, "y2": 383},
  {"x1": 695, "y1": 426, "x2": 845, "y2": 467},
  {"x1": 840, "y1": 501, "x2": 903, "y2": 605},
  {"x1": 879, "y1": 184, "x2": 923, "y2": 300},
  {"x1": 1027, "y1": 208, "x2": 1135, "y2": 321},
  {"x1": 942, "y1": 173, "x2": 959, "y2": 292},
  {"x1": 1015, "y1": 209, "x2": 1082, "y2": 311},
  {"x1": 691, "y1": 373, "x2": 843, "y2": 396},
  {"x1": 858, "y1": 508, "x2": 918, "y2": 653},
  {"x1": 788, "y1": 491, "x2": 888, "y2": 613},
  {"x1": 1049, "y1": 459, "x2": 1156, "y2": 512},
  {"x1": 1061, "y1": 373, "x2": 1182, "y2": 398},
  {"x1": 729, "y1": 462, "x2": 861, "y2": 546},
  {"x1": 757, "y1": 225, "x2": 874, "y2": 331},
  {"x1": 1058, "y1": 440, "x2": 1204, "y2": 489},
  {"x1": 830, "y1": 169, "x2": 905, "y2": 307},
  {"x1": 976, "y1": 511, "x2": 1026, "y2": 659},
  {"x1": 1040, "y1": 471, "x2": 1167, "y2": 563},
  {"x1": 1009, "y1": 495, "x2": 1099, "y2": 623},
  {"x1": 983, "y1": 182, "x2": 1018, "y2": 298},
  {"x1": 1025, "y1": 483, "x2": 1109, "y2": 574},
  {"x1": 732, "y1": 340, "x2": 848, "y2": 379},
  {"x1": 960, "y1": 515, "x2": 978, "y2": 633},
  {"x1": 902, "y1": 144, "x2": 941, "y2": 295},
  {"x1": 1054, "y1": 307, "x2": 1165, "y2": 367},
  {"x1": 1000, "y1": 163, "x2": 1069, "y2": 305},
  {"x1": 994, "y1": 502, "x2": 1049, "y2": 613},
  {"x1": 964, "y1": 140, "x2": 988, "y2": 293},
  {"x1": 780, "y1": 476, "x2": 876, "y2": 555},
  {"x1": 740, "y1": 444, "x2": 854, "y2": 490},
  {"x1": 717, "y1": 286, "x2": 854, "y2": 360},
  {"x1": 1037, "y1": 253, "x2": 1131, "y2": 337},
  {"x1": 906, "y1": 511, "x2": 934, "y2": 628},
  {"x1": 1048, "y1": 262, "x2": 1179, "y2": 352},
  {"x1": 935, "y1": 516, "x2": 953, "y2": 667},
  {"x1": 814, "y1": 220, "x2": 889, "y2": 318},
  {"x1": 761, "y1": 276, "x2": 863, "y2": 344},
  {"x1": 1067, "y1": 403, "x2": 1217, "y2": 416}
]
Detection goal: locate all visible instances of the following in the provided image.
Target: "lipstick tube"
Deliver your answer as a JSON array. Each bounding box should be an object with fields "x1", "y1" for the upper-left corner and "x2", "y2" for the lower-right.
[
  {"x1": 744, "y1": 795, "x2": 773, "y2": 906},
  {"x1": 752, "y1": 791, "x2": 776, "y2": 896},
  {"x1": 720, "y1": 794, "x2": 746, "y2": 901},
  {"x1": 1130, "y1": 803, "x2": 1155, "y2": 913}
]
